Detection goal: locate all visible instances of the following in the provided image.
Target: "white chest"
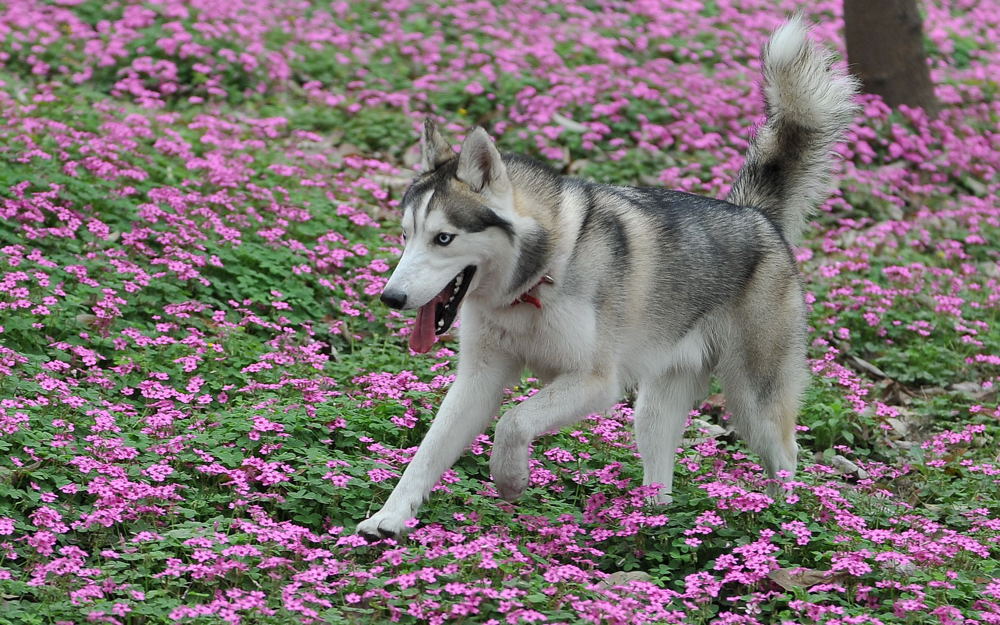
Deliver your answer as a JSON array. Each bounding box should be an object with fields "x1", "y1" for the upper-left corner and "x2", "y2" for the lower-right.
[{"x1": 460, "y1": 297, "x2": 598, "y2": 379}]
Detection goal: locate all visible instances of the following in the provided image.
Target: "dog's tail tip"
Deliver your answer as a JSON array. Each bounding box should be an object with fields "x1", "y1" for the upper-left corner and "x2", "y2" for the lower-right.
[
  {"x1": 762, "y1": 17, "x2": 861, "y2": 126},
  {"x1": 727, "y1": 17, "x2": 859, "y2": 244},
  {"x1": 765, "y1": 15, "x2": 810, "y2": 67}
]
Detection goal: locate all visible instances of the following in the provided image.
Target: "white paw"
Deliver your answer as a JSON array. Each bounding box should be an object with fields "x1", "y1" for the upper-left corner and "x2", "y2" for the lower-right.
[
  {"x1": 356, "y1": 504, "x2": 415, "y2": 541},
  {"x1": 490, "y1": 447, "x2": 529, "y2": 502}
]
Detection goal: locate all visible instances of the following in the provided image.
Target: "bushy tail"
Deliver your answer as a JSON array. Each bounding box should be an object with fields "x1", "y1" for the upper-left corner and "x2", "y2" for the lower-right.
[{"x1": 726, "y1": 17, "x2": 859, "y2": 243}]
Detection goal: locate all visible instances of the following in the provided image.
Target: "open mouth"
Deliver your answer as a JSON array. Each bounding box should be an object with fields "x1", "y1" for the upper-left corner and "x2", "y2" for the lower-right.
[{"x1": 410, "y1": 265, "x2": 477, "y2": 353}]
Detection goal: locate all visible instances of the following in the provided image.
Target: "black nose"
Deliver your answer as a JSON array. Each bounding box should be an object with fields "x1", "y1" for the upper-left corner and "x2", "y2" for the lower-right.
[{"x1": 380, "y1": 289, "x2": 407, "y2": 309}]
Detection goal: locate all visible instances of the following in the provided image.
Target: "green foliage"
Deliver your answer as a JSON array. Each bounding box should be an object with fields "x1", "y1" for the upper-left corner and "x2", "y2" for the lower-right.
[{"x1": 1, "y1": 2, "x2": 998, "y2": 623}]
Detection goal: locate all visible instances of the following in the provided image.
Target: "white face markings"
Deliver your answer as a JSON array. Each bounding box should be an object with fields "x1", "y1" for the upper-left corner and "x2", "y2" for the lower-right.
[
  {"x1": 385, "y1": 187, "x2": 476, "y2": 309},
  {"x1": 386, "y1": 173, "x2": 526, "y2": 310}
]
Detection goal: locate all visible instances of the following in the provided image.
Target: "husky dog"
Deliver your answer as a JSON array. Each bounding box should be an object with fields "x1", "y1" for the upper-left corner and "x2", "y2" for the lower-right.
[{"x1": 357, "y1": 17, "x2": 858, "y2": 540}]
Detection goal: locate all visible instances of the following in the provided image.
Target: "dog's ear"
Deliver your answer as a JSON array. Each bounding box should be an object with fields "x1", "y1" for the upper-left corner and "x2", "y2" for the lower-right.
[
  {"x1": 420, "y1": 119, "x2": 455, "y2": 171},
  {"x1": 456, "y1": 127, "x2": 509, "y2": 194}
]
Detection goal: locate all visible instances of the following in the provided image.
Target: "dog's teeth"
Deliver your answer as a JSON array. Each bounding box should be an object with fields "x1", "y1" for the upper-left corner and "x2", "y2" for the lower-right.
[{"x1": 455, "y1": 274, "x2": 463, "y2": 286}]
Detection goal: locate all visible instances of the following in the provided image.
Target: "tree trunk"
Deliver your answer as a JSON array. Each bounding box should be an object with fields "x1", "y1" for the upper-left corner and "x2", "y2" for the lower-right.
[{"x1": 844, "y1": 0, "x2": 939, "y2": 115}]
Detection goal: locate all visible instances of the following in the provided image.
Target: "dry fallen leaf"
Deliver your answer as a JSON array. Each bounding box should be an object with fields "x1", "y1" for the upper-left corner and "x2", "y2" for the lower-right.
[
  {"x1": 703, "y1": 393, "x2": 726, "y2": 409},
  {"x1": 768, "y1": 567, "x2": 839, "y2": 591},
  {"x1": 949, "y1": 381, "x2": 995, "y2": 401},
  {"x1": 551, "y1": 112, "x2": 588, "y2": 133},
  {"x1": 885, "y1": 416, "x2": 910, "y2": 438},
  {"x1": 600, "y1": 571, "x2": 653, "y2": 588},
  {"x1": 683, "y1": 417, "x2": 730, "y2": 447},
  {"x1": 849, "y1": 354, "x2": 888, "y2": 379},
  {"x1": 830, "y1": 454, "x2": 869, "y2": 479},
  {"x1": 76, "y1": 313, "x2": 98, "y2": 326}
]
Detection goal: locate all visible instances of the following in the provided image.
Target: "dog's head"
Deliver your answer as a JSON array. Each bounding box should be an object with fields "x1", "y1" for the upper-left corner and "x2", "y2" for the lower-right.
[{"x1": 381, "y1": 120, "x2": 520, "y2": 353}]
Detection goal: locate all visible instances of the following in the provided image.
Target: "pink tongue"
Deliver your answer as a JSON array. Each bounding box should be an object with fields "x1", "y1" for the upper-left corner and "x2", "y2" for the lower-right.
[{"x1": 410, "y1": 295, "x2": 443, "y2": 354}]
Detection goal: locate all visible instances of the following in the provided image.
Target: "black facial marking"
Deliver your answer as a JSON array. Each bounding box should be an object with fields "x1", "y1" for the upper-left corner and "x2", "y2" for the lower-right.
[
  {"x1": 400, "y1": 157, "x2": 515, "y2": 240},
  {"x1": 401, "y1": 175, "x2": 434, "y2": 210},
  {"x1": 438, "y1": 199, "x2": 513, "y2": 238},
  {"x1": 402, "y1": 159, "x2": 460, "y2": 213}
]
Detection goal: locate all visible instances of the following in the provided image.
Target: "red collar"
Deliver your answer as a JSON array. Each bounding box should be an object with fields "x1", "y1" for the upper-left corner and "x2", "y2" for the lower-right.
[{"x1": 510, "y1": 274, "x2": 554, "y2": 309}]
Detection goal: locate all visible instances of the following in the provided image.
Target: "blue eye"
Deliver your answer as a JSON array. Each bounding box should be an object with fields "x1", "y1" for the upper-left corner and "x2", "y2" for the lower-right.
[{"x1": 435, "y1": 232, "x2": 455, "y2": 246}]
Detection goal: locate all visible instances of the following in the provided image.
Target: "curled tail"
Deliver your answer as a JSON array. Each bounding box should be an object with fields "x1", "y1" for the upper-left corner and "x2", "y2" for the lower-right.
[{"x1": 727, "y1": 17, "x2": 859, "y2": 243}]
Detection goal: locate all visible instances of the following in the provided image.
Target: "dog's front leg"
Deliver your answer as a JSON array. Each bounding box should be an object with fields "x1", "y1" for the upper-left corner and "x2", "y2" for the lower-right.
[
  {"x1": 490, "y1": 372, "x2": 619, "y2": 502},
  {"x1": 357, "y1": 353, "x2": 515, "y2": 540}
]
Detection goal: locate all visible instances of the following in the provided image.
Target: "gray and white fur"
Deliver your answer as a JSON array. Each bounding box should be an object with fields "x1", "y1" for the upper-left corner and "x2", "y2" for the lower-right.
[
  {"x1": 727, "y1": 18, "x2": 860, "y2": 243},
  {"x1": 358, "y1": 18, "x2": 858, "y2": 540}
]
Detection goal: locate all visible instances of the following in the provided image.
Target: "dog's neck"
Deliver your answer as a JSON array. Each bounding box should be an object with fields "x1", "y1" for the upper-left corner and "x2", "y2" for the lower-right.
[{"x1": 510, "y1": 273, "x2": 554, "y2": 309}]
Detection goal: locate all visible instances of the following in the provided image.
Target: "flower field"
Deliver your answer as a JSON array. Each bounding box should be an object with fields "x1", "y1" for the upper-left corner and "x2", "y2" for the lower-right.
[{"x1": 0, "y1": 0, "x2": 998, "y2": 623}]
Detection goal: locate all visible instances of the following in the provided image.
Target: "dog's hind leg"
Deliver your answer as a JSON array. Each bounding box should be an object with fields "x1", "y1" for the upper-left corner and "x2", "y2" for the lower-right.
[
  {"x1": 717, "y1": 328, "x2": 807, "y2": 496},
  {"x1": 720, "y1": 365, "x2": 804, "y2": 497},
  {"x1": 634, "y1": 369, "x2": 710, "y2": 504}
]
